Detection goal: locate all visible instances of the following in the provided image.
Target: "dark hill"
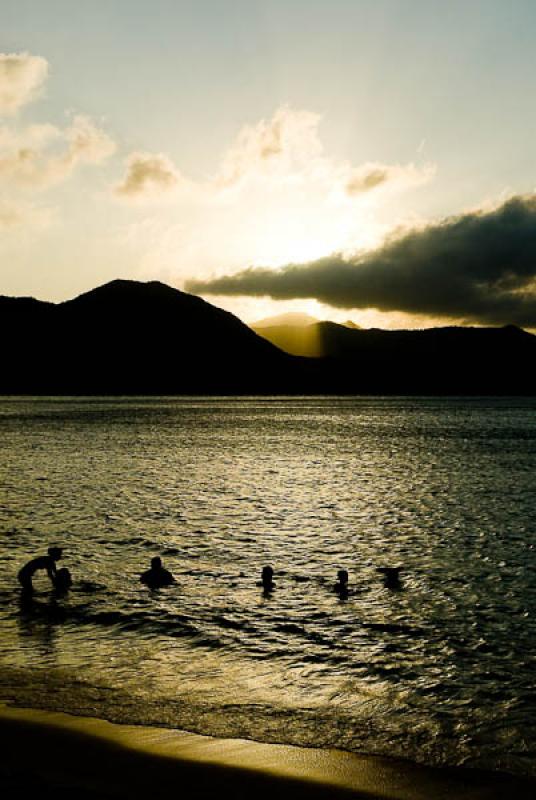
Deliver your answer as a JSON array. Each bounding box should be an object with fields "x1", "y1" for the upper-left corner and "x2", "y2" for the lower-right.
[
  {"x1": 315, "y1": 321, "x2": 536, "y2": 394},
  {"x1": 0, "y1": 280, "x2": 305, "y2": 394},
  {"x1": 254, "y1": 319, "x2": 536, "y2": 393}
]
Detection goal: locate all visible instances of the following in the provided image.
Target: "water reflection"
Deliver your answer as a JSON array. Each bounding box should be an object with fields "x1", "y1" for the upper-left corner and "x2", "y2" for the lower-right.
[
  {"x1": 1, "y1": 397, "x2": 536, "y2": 775},
  {"x1": 17, "y1": 592, "x2": 61, "y2": 660}
]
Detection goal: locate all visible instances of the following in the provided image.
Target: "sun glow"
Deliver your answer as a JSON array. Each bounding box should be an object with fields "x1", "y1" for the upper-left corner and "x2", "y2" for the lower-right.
[
  {"x1": 229, "y1": 203, "x2": 384, "y2": 270},
  {"x1": 123, "y1": 107, "x2": 430, "y2": 302}
]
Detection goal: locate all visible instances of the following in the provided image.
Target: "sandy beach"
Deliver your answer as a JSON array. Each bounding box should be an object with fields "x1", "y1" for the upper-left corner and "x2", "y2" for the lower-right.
[{"x1": 1, "y1": 703, "x2": 535, "y2": 800}]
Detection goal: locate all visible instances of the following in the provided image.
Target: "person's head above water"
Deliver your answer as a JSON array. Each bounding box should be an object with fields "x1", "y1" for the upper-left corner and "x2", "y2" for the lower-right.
[
  {"x1": 337, "y1": 569, "x2": 349, "y2": 585},
  {"x1": 140, "y1": 555, "x2": 175, "y2": 588},
  {"x1": 48, "y1": 546, "x2": 63, "y2": 561},
  {"x1": 377, "y1": 566, "x2": 402, "y2": 588},
  {"x1": 261, "y1": 566, "x2": 275, "y2": 587}
]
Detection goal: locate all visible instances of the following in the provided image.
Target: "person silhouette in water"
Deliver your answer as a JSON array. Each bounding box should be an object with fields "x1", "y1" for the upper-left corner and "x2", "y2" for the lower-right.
[
  {"x1": 334, "y1": 569, "x2": 349, "y2": 598},
  {"x1": 140, "y1": 556, "x2": 175, "y2": 589},
  {"x1": 18, "y1": 547, "x2": 63, "y2": 593},
  {"x1": 377, "y1": 566, "x2": 402, "y2": 590},
  {"x1": 258, "y1": 565, "x2": 275, "y2": 592},
  {"x1": 53, "y1": 567, "x2": 73, "y2": 594}
]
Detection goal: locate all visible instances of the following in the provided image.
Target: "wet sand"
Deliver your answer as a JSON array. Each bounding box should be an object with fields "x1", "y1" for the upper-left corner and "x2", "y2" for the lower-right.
[{"x1": 0, "y1": 703, "x2": 534, "y2": 800}]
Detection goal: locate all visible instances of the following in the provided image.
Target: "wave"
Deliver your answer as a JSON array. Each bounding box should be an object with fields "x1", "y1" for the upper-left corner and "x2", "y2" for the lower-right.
[{"x1": 1, "y1": 663, "x2": 535, "y2": 779}]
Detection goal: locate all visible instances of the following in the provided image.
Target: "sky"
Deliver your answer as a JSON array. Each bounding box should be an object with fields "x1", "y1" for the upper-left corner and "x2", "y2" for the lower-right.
[{"x1": 2, "y1": 0, "x2": 536, "y2": 329}]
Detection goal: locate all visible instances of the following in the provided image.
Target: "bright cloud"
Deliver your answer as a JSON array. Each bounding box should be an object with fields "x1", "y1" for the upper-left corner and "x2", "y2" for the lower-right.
[
  {"x1": 216, "y1": 107, "x2": 433, "y2": 197},
  {"x1": 64, "y1": 114, "x2": 116, "y2": 166},
  {"x1": 0, "y1": 58, "x2": 434, "y2": 301},
  {"x1": 0, "y1": 115, "x2": 116, "y2": 188},
  {"x1": 120, "y1": 106, "x2": 434, "y2": 280},
  {"x1": 115, "y1": 151, "x2": 181, "y2": 200},
  {"x1": 217, "y1": 106, "x2": 324, "y2": 186},
  {"x1": 0, "y1": 53, "x2": 48, "y2": 115},
  {"x1": 0, "y1": 51, "x2": 116, "y2": 233},
  {"x1": 345, "y1": 161, "x2": 434, "y2": 195}
]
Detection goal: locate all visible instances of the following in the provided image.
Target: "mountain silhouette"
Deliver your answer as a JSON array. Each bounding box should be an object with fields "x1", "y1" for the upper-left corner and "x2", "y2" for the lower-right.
[
  {"x1": 0, "y1": 280, "x2": 306, "y2": 394},
  {"x1": 311, "y1": 321, "x2": 536, "y2": 394},
  {"x1": 1, "y1": 280, "x2": 535, "y2": 394},
  {"x1": 253, "y1": 317, "x2": 536, "y2": 393}
]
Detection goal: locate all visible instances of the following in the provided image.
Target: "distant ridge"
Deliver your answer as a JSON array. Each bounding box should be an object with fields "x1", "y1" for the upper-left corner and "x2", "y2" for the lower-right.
[
  {"x1": 253, "y1": 316, "x2": 536, "y2": 393},
  {"x1": 251, "y1": 313, "x2": 360, "y2": 357},
  {"x1": 253, "y1": 311, "x2": 319, "y2": 329},
  {"x1": 309, "y1": 320, "x2": 536, "y2": 394},
  {"x1": 252, "y1": 320, "x2": 323, "y2": 358},
  {"x1": 1, "y1": 279, "x2": 535, "y2": 394}
]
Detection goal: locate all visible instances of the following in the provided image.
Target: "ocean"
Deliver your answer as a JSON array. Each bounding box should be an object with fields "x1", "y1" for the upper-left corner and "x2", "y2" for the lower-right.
[{"x1": 1, "y1": 396, "x2": 536, "y2": 776}]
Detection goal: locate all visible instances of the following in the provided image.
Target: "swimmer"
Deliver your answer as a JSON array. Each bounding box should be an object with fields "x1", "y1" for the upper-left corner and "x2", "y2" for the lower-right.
[
  {"x1": 258, "y1": 565, "x2": 275, "y2": 592},
  {"x1": 140, "y1": 556, "x2": 175, "y2": 589},
  {"x1": 334, "y1": 569, "x2": 349, "y2": 596},
  {"x1": 377, "y1": 566, "x2": 402, "y2": 590},
  {"x1": 18, "y1": 546, "x2": 63, "y2": 593}
]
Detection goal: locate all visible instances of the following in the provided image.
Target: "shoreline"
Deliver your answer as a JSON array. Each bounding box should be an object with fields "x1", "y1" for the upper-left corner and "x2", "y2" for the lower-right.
[{"x1": 1, "y1": 704, "x2": 535, "y2": 799}]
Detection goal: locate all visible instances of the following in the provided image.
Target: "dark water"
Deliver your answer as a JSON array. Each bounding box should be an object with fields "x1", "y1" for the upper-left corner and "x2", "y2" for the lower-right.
[{"x1": 1, "y1": 396, "x2": 536, "y2": 776}]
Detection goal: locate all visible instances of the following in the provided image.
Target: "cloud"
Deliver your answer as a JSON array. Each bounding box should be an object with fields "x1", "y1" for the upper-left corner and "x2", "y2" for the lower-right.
[
  {"x1": 0, "y1": 49, "x2": 115, "y2": 193},
  {"x1": 216, "y1": 106, "x2": 432, "y2": 197},
  {"x1": 114, "y1": 151, "x2": 180, "y2": 199},
  {"x1": 0, "y1": 198, "x2": 53, "y2": 230},
  {"x1": 115, "y1": 106, "x2": 431, "y2": 208},
  {"x1": 117, "y1": 106, "x2": 434, "y2": 288},
  {"x1": 113, "y1": 107, "x2": 334, "y2": 201},
  {"x1": 0, "y1": 122, "x2": 59, "y2": 150},
  {"x1": 63, "y1": 114, "x2": 116, "y2": 165},
  {"x1": 185, "y1": 195, "x2": 536, "y2": 328},
  {"x1": 0, "y1": 52, "x2": 48, "y2": 114},
  {"x1": 345, "y1": 161, "x2": 434, "y2": 195},
  {"x1": 218, "y1": 107, "x2": 323, "y2": 186},
  {"x1": 0, "y1": 114, "x2": 115, "y2": 188},
  {"x1": 0, "y1": 52, "x2": 116, "y2": 240}
]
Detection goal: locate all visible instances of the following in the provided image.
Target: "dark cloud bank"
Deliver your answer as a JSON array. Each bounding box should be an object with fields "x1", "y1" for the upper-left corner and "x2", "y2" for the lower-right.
[{"x1": 186, "y1": 195, "x2": 536, "y2": 327}]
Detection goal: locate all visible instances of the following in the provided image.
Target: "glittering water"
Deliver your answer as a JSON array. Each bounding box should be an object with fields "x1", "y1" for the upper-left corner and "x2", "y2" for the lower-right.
[{"x1": 1, "y1": 396, "x2": 536, "y2": 775}]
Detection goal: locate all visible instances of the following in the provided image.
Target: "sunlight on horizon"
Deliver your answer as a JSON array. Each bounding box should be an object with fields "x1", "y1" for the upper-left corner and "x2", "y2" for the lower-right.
[
  {"x1": 221, "y1": 204, "x2": 385, "y2": 270},
  {"x1": 208, "y1": 293, "x2": 459, "y2": 331}
]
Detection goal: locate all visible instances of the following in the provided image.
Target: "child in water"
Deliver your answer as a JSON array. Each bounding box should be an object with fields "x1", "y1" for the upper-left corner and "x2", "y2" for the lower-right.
[
  {"x1": 257, "y1": 565, "x2": 275, "y2": 592},
  {"x1": 334, "y1": 569, "x2": 349, "y2": 597},
  {"x1": 377, "y1": 566, "x2": 402, "y2": 589},
  {"x1": 18, "y1": 546, "x2": 63, "y2": 592},
  {"x1": 53, "y1": 567, "x2": 73, "y2": 593}
]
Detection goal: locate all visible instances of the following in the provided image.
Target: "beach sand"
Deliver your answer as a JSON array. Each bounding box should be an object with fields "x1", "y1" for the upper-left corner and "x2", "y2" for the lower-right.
[{"x1": 0, "y1": 703, "x2": 534, "y2": 799}]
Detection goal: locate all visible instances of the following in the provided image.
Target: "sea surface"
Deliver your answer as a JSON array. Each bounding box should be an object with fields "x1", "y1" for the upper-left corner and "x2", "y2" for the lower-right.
[{"x1": 1, "y1": 396, "x2": 536, "y2": 776}]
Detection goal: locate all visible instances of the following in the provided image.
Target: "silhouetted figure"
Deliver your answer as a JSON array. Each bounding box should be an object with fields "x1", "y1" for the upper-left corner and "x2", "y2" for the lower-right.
[
  {"x1": 334, "y1": 569, "x2": 349, "y2": 597},
  {"x1": 18, "y1": 547, "x2": 63, "y2": 593},
  {"x1": 258, "y1": 565, "x2": 275, "y2": 592},
  {"x1": 140, "y1": 556, "x2": 175, "y2": 589},
  {"x1": 53, "y1": 567, "x2": 73, "y2": 594},
  {"x1": 377, "y1": 566, "x2": 402, "y2": 590}
]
